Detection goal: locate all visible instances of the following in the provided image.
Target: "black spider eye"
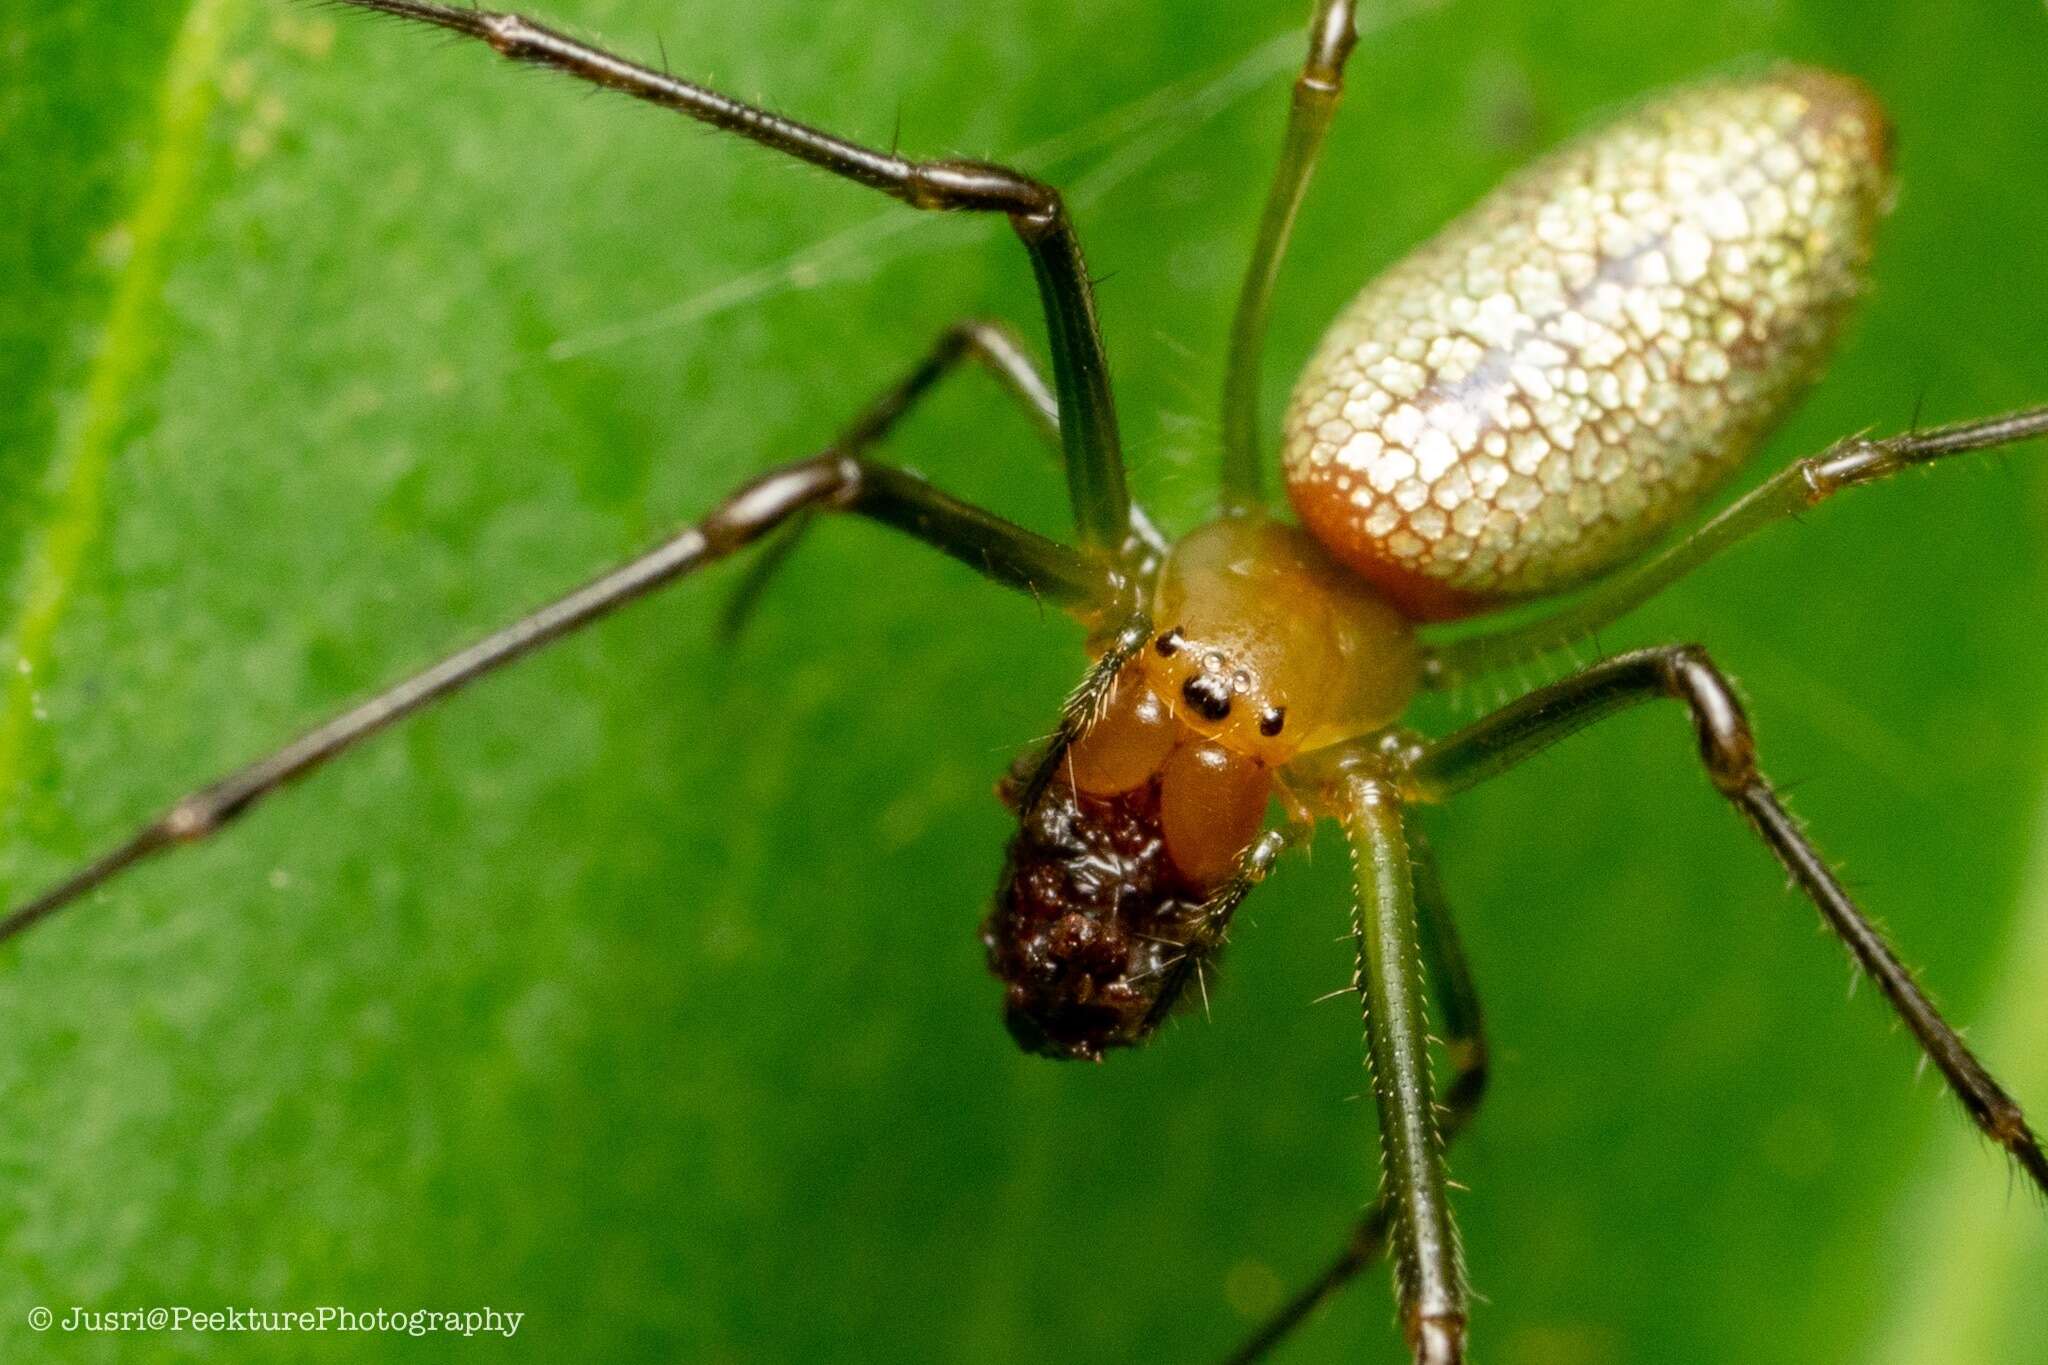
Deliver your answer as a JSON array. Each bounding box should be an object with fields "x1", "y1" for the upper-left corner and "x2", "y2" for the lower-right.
[
  {"x1": 1181, "y1": 673, "x2": 1233, "y2": 722},
  {"x1": 1154, "y1": 628, "x2": 1184, "y2": 658},
  {"x1": 1258, "y1": 706, "x2": 1287, "y2": 737}
]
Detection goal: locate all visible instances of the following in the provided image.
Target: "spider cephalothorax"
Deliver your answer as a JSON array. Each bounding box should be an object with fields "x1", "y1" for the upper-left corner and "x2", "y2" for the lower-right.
[{"x1": 988, "y1": 515, "x2": 1423, "y2": 1058}]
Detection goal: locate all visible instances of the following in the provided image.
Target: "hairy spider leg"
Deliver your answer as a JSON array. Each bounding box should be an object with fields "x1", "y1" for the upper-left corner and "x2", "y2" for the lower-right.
[
  {"x1": 1341, "y1": 776, "x2": 1467, "y2": 1365},
  {"x1": 1404, "y1": 645, "x2": 2048, "y2": 1195},
  {"x1": 1015, "y1": 613, "x2": 1159, "y2": 818},
  {"x1": 1226, "y1": 825, "x2": 1490, "y2": 1365},
  {"x1": 335, "y1": 0, "x2": 1136, "y2": 552},
  {"x1": 0, "y1": 427, "x2": 1119, "y2": 945}
]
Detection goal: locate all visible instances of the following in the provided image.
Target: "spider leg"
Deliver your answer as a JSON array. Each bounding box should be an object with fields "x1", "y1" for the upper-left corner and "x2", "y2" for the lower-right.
[
  {"x1": 0, "y1": 455, "x2": 1118, "y2": 945},
  {"x1": 1223, "y1": 825, "x2": 1488, "y2": 1365},
  {"x1": 1412, "y1": 829, "x2": 1491, "y2": 1141},
  {"x1": 721, "y1": 320, "x2": 1166, "y2": 640},
  {"x1": 1220, "y1": 0, "x2": 1361, "y2": 509},
  {"x1": 1128, "y1": 825, "x2": 1306, "y2": 1042},
  {"x1": 1014, "y1": 612, "x2": 1156, "y2": 817},
  {"x1": 332, "y1": 0, "x2": 1134, "y2": 553},
  {"x1": 1195, "y1": 825, "x2": 1303, "y2": 950},
  {"x1": 1426, "y1": 405, "x2": 2048, "y2": 685},
  {"x1": 1405, "y1": 644, "x2": 2048, "y2": 1194},
  {"x1": 1339, "y1": 777, "x2": 1468, "y2": 1365},
  {"x1": 823, "y1": 320, "x2": 1061, "y2": 460}
]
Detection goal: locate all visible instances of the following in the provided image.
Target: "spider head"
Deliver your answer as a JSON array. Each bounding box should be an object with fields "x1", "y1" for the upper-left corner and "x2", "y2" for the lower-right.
[
  {"x1": 1140, "y1": 518, "x2": 1421, "y2": 764},
  {"x1": 981, "y1": 510, "x2": 1428, "y2": 1061}
]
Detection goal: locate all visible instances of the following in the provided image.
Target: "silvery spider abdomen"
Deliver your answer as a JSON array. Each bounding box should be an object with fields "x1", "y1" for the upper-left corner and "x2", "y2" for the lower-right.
[{"x1": 1285, "y1": 68, "x2": 1893, "y2": 619}]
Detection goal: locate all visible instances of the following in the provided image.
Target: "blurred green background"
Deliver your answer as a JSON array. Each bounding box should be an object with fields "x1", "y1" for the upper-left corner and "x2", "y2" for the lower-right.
[{"x1": 3, "y1": 0, "x2": 2045, "y2": 1360}]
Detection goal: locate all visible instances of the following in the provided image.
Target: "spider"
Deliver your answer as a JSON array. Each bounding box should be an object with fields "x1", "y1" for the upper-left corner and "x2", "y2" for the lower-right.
[{"x1": 7, "y1": 0, "x2": 2045, "y2": 1361}]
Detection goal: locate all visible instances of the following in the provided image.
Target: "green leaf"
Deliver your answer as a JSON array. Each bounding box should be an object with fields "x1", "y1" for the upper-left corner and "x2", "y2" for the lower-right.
[{"x1": 2, "y1": 1, "x2": 2043, "y2": 1361}]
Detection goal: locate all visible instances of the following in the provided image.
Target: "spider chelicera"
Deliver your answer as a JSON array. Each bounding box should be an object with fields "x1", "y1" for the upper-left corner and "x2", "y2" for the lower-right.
[{"x1": 9, "y1": 2, "x2": 2046, "y2": 1362}]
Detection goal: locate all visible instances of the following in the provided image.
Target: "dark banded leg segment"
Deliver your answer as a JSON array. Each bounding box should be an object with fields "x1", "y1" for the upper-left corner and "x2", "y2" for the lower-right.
[
  {"x1": 0, "y1": 456, "x2": 1118, "y2": 945},
  {"x1": 1405, "y1": 644, "x2": 2048, "y2": 1194},
  {"x1": 333, "y1": 0, "x2": 1135, "y2": 553}
]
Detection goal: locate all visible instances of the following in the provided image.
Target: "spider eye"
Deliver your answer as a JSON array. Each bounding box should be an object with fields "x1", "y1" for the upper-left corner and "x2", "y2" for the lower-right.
[
  {"x1": 1258, "y1": 706, "x2": 1287, "y2": 737},
  {"x1": 1180, "y1": 673, "x2": 1233, "y2": 722},
  {"x1": 1154, "y1": 628, "x2": 1184, "y2": 658}
]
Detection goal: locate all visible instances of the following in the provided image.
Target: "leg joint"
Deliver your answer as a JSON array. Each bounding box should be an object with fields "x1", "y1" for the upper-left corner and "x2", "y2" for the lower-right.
[
  {"x1": 1411, "y1": 1310, "x2": 1468, "y2": 1365},
  {"x1": 1302, "y1": 0, "x2": 1360, "y2": 91},
  {"x1": 480, "y1": 12, "x2": 533, "y2": 54},
  {"x1": 160, "y1": 799, "x2": 218, "y2": 844},
  {"x1": 945, "y1": 317, "x2": 1023, "y2": 359},
  {"x1": 1653, "y1": 645, "x2": 1758, "y2": 794},
  {"x1": 700, "y1": 455, "x2": 863, "y2": 555},
  {"x1": 1799, "y1": 433, "x2": 1887, "y2": 500},
  {"x1": 907, "y1": 160, "x2": 1060, "y2": 222}
]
